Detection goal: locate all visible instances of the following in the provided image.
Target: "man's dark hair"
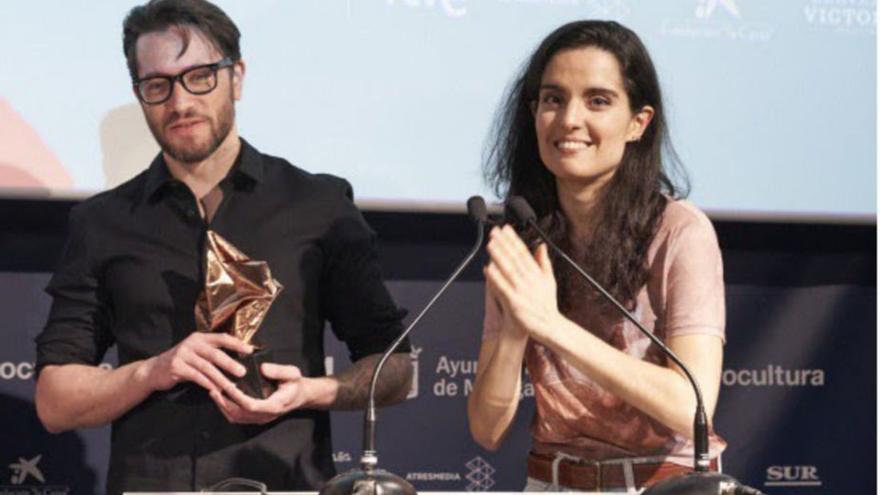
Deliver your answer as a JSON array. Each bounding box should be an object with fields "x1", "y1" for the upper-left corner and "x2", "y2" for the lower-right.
[{"x1": 122, "y1": 0, "x2": 241, "y2": 81}]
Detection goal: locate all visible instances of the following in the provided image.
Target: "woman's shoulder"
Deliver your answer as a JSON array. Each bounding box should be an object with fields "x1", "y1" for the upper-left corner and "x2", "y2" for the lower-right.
[
  {"x1": 658, "y1": 198, "x2": 716, "y2": 236},
  {"x1": 651, "y1": 198, "x2": 720, "y2": 257}
]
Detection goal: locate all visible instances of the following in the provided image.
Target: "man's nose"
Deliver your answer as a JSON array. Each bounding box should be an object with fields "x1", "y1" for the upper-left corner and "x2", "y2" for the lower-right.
[{"x1": 165, "y1": 79, "x2": 196, "y2": 112}]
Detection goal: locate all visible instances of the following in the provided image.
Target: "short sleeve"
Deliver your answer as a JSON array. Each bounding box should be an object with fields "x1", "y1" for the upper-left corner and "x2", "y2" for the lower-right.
[
  {"x1": 319, "y1": 179, "x2": 409, "y2": 362},
  {"x1": 35, "y1": 205, "x2": 115, "y2": 375},
  {"x1": 662, "y1": 212, "x2": 726, "y2": 342}
]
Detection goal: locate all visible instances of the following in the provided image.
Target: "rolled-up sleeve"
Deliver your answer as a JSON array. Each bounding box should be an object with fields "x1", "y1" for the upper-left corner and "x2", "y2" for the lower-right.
[
  {"x1": 319, "y1": 180, "x2": 409, "y2": 362},
  {"x1": 35, "y1": 205, "x2": 115, "y2": 375}
]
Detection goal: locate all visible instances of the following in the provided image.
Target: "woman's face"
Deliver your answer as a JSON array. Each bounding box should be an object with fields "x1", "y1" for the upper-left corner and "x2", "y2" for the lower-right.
[{"x1": 534, "y1": 46, "x2": 652, "y2": 193}]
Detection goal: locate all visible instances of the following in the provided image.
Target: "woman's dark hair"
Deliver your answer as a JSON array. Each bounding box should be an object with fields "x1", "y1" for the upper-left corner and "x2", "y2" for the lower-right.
[
  {"x1": 485, "y1": 20, "x2": 689, "y2": 313},
  {"x1": 122, "y1": 0, "x2": 241, "y2": 81}
]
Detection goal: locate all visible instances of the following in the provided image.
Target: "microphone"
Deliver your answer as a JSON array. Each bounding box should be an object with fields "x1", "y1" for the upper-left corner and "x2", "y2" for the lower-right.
[
  {"x1": 320, "y1": 196, "x2": 489, "y2": 495},
  {"x1": 467, "y1": 195, "x2": 489, "y2": 224},
  {"x1": 505, "y1": 197, "x2": 767, "y2": 495}
]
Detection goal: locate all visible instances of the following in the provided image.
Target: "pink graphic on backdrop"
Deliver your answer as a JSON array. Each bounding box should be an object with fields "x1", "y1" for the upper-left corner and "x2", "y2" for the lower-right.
[{"x1": 0, "y1": 97, "x2": 73, "y2": 190}]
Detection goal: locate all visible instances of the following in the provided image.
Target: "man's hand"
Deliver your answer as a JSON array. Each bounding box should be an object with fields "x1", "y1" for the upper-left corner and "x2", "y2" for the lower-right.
[
  {"x1": 209, "y1": 363, "x2": 317, "y2": 424},
  {"x1": 208, "y1": 352, "x2": 414, "y2": 424},
  {"x1": 139, "y1": 332, "x2": 254, "y2": 395}
]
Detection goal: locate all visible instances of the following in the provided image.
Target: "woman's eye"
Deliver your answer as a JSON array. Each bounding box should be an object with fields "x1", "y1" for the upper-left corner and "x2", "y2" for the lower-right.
[{"x1": 541, "y1": 94, "x2": 562, "y2": 106}]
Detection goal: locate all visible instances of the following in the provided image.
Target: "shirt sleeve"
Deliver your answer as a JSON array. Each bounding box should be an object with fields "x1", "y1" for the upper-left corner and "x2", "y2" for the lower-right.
[
  {"x1": 34, "y1": 204, "x2": 115, "y2": 376},
  {"x1": 319, "y1": 179, "x2": 409, "y2": 362},
  {"x1": 662, "y1": 212, "x2": 726, "y2": 342}
]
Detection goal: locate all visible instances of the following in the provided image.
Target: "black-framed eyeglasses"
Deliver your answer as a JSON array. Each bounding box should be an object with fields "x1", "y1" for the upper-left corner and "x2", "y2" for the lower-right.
[{"x1": 133, "y1": 57, "x2": 235, "y2": 105}]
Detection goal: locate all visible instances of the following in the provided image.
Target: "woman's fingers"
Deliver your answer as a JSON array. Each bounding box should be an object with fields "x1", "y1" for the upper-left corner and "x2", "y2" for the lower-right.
[
  {"x1": 488, "y1": 227, "x2": 542, "y2": 285},
  {"x1": 535, "y1": 243, "x2": 553, "y2": 276},
  {"x1": 487, "y1": 228, "x2": 522, "y2": 277},
  {"x1": 501, "y1": 225, "x2": 535, "y2": 260},
  {"x1": 484, "y1": 262, "x2": 515, "y2": 302}
]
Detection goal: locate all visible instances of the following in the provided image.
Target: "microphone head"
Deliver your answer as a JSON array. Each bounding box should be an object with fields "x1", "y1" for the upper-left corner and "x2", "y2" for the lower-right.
[
  {"x1": 466, "y1": 196, "x2": 488, "y2": 224},
  {"x1": 505, "y1": 196, "x2": 536, "y2": 227}
]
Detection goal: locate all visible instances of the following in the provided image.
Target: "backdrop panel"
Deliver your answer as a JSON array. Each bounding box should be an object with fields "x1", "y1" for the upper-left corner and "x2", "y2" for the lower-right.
[{"x1": 0, "y1": 261, "x2": 874, "y2": 493}]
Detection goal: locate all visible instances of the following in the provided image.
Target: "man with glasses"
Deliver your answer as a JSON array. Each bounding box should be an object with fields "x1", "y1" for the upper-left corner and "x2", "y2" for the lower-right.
[{"x1": 33, "y1": 1, "x2": 412, "y2": 494}]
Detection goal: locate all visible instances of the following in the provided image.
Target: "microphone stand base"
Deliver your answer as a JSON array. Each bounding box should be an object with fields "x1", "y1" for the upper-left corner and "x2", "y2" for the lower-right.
[
  {"x1": 642, "y1": 471, "x2": 739, "y2": 495},
  {"x1": 319, "y1": 468, "x2": 416, "y2": 495}
]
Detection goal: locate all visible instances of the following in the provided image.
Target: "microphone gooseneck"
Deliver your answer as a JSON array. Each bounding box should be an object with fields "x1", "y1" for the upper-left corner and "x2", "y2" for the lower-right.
[
  {"x1": 363, "y1": 195, "x2": 487, "y2": 463},
  {"x1": 320, "y1": 196, "x2": 488, "y2": 495}
]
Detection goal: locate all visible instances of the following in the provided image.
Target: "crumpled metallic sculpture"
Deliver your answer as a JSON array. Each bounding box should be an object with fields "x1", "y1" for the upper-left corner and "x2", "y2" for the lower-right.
[{"x1": 195, "y1": 230, "x2": 283, "y2": 398}]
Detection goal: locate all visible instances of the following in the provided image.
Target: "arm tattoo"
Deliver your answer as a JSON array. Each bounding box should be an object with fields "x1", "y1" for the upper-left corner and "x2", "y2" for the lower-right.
[{"x1": 331, "y1": 353, "x2": 413, "y2": 410}]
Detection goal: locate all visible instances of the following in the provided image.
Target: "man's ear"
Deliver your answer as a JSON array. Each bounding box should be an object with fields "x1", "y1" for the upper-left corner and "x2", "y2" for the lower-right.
[{"x1": 232, "y1": 59, "x2": 246, "y2": 100}]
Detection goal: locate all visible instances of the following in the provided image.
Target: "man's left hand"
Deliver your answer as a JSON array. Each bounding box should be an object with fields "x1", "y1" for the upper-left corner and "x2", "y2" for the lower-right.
[{"x1": 209, "y1": 363, "x2": 316, "y2": 424}]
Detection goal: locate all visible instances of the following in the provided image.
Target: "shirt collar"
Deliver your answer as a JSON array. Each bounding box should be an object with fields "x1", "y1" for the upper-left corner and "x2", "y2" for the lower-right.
[{"x1": 142, "y1": 138, "x2": 265, "y2": 202}]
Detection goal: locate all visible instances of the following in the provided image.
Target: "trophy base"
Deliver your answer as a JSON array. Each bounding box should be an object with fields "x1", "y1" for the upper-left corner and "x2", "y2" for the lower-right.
[{"x1": 232, "y1": 348, "x2": 277, "y2": 399}]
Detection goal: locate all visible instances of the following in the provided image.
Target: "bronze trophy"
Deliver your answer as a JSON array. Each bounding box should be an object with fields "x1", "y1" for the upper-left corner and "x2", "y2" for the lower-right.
[{"x1": 195, "y1": 230, "x2": 283, "y2": 399}]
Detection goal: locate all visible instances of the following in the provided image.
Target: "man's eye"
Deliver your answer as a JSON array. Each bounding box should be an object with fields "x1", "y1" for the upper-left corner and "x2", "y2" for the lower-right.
[
  {"x1": 144, "y1": 80, "x2": 167, "y2": 94},
  {"x1": 589, "y1": 96, "x2": 611, "y2": 106},
  {"x1": 189, "y1": 70, "x2": 212, "y2": 83}
]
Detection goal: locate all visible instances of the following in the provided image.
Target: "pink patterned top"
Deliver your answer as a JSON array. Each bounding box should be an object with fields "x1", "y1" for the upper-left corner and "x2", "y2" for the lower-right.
[{"x1": 483, "y1": 200, "x2": 727, "y2": 465}]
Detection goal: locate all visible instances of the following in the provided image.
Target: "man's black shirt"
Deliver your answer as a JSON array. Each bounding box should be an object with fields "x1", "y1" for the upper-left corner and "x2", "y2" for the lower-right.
[{"x1": 35, "y1": 139, "x2": 408, "y2": 495}]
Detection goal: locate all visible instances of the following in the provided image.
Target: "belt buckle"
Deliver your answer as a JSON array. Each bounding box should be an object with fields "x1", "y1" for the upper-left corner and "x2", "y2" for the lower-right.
[
  {"x1": 551, "y1": 453, "x2": 597, "y2": 490},
  {"x1": 575, "y1": 457, "x2": 602, "y2": 491},
  {"x1": 589, "y1": 459, "x2": 603, "y2": 491}
]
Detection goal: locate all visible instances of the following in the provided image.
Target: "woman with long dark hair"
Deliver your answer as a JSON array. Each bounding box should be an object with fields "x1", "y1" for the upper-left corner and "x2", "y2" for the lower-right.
[{"x1": 467, "y1": 20, "x2": 726, "y2": 492}]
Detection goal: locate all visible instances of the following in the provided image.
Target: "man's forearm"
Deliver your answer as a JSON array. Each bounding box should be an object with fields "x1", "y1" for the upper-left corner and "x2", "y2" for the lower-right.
[
  {"x1": 35, "y1": 361, "x2": 154, "y2": 433},
  {"x1": 307, "y1": 353, "x2": 412, "y2": 411}
]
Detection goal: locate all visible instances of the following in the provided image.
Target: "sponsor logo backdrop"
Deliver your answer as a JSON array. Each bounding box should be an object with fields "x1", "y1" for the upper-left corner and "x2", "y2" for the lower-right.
[{"x1": 1, "y1": 267, "x2": 874, "y2": 493}]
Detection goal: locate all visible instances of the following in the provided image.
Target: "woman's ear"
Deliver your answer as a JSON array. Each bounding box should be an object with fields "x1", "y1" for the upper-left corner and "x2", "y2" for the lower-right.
[{"x1": 627, "y1": 105, "x2": 654, "y2": 142}]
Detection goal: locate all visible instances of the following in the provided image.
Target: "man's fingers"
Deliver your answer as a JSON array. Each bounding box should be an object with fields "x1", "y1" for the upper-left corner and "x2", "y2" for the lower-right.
[
  {"x1": 260, "y1": 363, "x2": 301, "y2": 381},
  {"x1": 210, "y1": 390, "x2": 237, "y2": 422},
  {"x1": 200, "y1": 332, "x2": 254, "y2": 355},
  {"x1": 211, "y1": 390, "x2": 270, "y2": 425},
  {"x1": 188, "y1": 355, "x2": 238, "y2": 393},
  {"x1": 190, "y1": 332, "x2": 251, "y2": 378},
  {"x1": 197, "y1": 345, "x2": 247, "y2": 378},
  {"x1": 222, "y1": 381, "x2": 269, "y2": 413},
  {"x1": 180, "y1": 365, "x2": 220, "y2": 395},
  {"x1": 224, "y1": 386, "x2": 284, "y2": 423}
]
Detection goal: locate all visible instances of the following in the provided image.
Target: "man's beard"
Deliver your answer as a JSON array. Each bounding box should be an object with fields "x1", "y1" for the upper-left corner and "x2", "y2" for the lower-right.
[{"x1": 147, "y1": 97, "x2": 235, "y2": 164}]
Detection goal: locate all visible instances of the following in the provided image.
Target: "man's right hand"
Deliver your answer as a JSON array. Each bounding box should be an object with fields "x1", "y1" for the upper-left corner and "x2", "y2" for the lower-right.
[
  {"x1": 35, "y1": 333, "x2": 254, "y2": 433},
  {"x1": 139, "y1": 332, "x2": 254, "y2": 394}
]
